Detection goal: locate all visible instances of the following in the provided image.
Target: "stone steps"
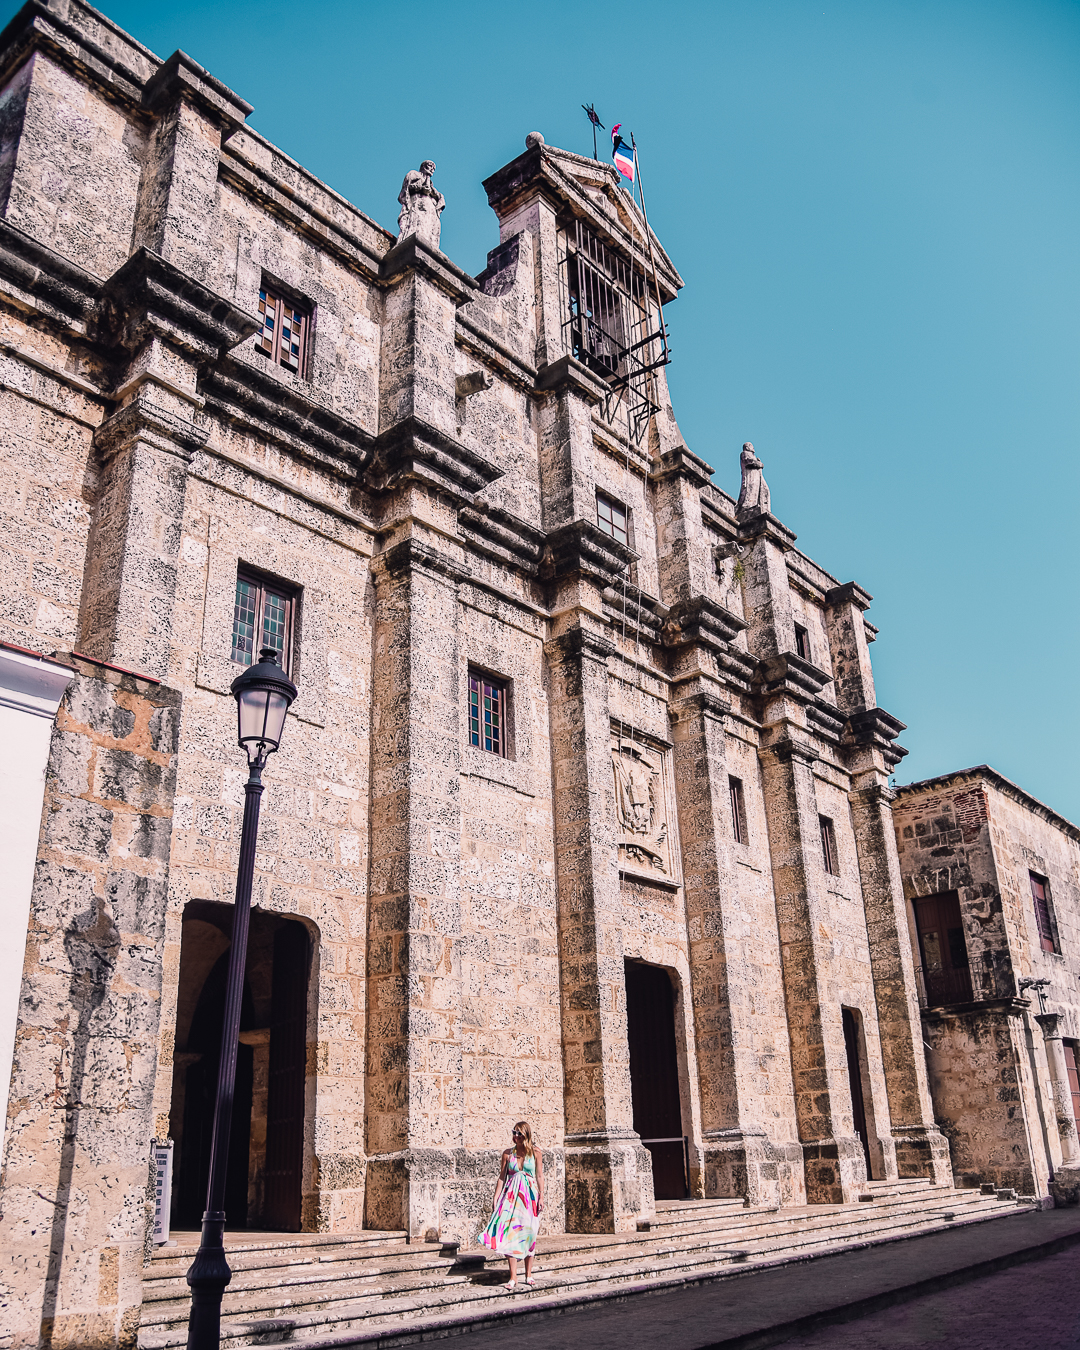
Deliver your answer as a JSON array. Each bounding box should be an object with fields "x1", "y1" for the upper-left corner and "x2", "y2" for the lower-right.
[{"x1": 138, "y1": 1186, "x2": 1030, "y2": 1349}]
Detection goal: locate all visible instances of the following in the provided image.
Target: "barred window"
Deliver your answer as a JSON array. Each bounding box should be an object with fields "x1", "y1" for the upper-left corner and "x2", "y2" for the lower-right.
[
  {"x1": 596, "y1": 492, "x2": 630, "y2": 547},
  {"x1": 468, "y1": 670, "x2": 508, "y2": 757},
  {"x1": 231, "y1": 569, "x2": 296, "y2": 674},
  {"x1": 820, "y1": 815, "x2": 839, "y2": 876},
  {"x1": 256, "y1": 283, "x2": 311, "y2": 377}
]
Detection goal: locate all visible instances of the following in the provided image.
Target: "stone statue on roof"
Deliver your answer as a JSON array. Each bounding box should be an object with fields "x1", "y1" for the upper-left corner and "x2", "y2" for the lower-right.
[
  {"x1": 736, "y1": 441, "x2": 770, "y2": 519},
  {"x1": 397, "y1": 160, "x2": 445, "y2": 250}
]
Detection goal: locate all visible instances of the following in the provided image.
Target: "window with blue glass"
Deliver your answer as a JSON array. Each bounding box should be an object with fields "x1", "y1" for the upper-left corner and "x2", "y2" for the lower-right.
[
  {"x1": 468, "y1": 670, "x2": 508, "y2": 757},
  {"x1": 231, "y1": 568, "x2": 297, "y2": 675}
]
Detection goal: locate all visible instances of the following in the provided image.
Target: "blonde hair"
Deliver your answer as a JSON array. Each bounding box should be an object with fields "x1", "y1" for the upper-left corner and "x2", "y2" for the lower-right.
[{"x1": 512, "y1": 1120, "x2": 534, "y2": 1158}]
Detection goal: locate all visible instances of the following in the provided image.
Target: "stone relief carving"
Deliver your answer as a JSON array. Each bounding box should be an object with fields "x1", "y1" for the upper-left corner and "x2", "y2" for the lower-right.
[
  {"x1": 612, "y1": 734, "x2": 673, "y2": 877},
  {"x1": 736, "y1": 441, "x2": 770, "y2": 519},
  {"x1": 397, "y1": 160, "x2": 445, "y2": 249}
]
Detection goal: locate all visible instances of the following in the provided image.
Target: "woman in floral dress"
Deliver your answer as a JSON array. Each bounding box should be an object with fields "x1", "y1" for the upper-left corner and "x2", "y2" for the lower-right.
[{"x1": 478, "y1": 1120, "x2": 544, "y2": 1291}]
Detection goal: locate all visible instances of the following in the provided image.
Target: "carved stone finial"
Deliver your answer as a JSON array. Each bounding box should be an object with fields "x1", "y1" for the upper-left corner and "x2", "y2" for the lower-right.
[
  {"x1": 736, "y1": 441, "x2": 770, "y2": 520},
  {"x1": 525, "y1": 132, "x2": 545, "y2": 149},
  {"x1": 396, "y1": 160, "x2": 445, "y2": 249}
]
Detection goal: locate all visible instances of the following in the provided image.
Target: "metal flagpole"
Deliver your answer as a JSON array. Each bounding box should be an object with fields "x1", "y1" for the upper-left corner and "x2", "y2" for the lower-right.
[{"x1": 631, "y1": 135, "x2": 669, "y2": 365}]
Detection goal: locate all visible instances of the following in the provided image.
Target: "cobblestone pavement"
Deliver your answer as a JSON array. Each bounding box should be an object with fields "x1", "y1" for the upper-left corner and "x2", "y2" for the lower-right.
[{"x1": 775, "y1": 1246, "x2": 1080, "y2": 1350}]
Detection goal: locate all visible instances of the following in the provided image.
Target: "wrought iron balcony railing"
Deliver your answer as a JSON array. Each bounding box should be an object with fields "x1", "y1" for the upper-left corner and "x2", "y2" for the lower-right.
[{"x1": 915, "y1": 952, "x2": 1015, "y2": 1009}]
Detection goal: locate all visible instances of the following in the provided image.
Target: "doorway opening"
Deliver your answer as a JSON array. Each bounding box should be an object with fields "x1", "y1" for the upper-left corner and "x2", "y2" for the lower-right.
[
  {"x1": 169, "y1": 901, "x2": 312, "y2": 1231},
  {"x1": 625, "y1": 960, "x2": 688, "y2": 1199},
  {"x1": 841, "y1": 1006, "x2": 878, "y2": 1181},
  {"x1": 913, "y1": 890, "x2": 972, "y2": 1006}
]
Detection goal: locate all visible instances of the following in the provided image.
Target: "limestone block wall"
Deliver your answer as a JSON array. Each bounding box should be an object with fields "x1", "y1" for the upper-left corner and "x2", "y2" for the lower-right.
[{"x1": 1, "y1": 657, "x2": 180, "y2": 1350}]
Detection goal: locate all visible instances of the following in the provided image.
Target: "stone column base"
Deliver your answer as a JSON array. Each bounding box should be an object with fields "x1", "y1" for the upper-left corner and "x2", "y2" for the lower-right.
[
  {"x1": 364, "y1": 1147, "x2": 566, "y2": 1242},
  {"x1": 564, "y1": 1131, "x2": 654, "y2": 1233},
  {"x1": 891, "y1": 1124, "x2": 953, "y2": 1185},
  {"x1": 1050, "y1": 1167, "x2": 1080, "y2": 1207},
  {"x1": 700, "y1": 1130, "x2": 806, "y2": 1208},
  {"x1": 803, "y1": 1136, "x2": 869, "y2": 1203}
]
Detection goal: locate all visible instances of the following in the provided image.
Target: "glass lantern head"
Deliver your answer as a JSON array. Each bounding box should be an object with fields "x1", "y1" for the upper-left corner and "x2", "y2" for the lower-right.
[{"x1": 230, "y1": 647, "x2": 298, "y2": 766}]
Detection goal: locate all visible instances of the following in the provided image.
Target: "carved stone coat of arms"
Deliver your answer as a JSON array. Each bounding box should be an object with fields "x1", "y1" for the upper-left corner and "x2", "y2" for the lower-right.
[{"x1": 611, "y1": 734, "x2": 674, "y2": 878}]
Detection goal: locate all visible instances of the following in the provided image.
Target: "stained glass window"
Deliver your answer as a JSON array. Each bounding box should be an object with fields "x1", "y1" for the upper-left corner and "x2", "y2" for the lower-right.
[
  {"x1": 256, "y1": 284, "x2": 311, "y2": 377},
  {"x1": 468, "y1": 672, "x2": 506, "y2": 756},
  {"x1": 231, "y1": 569, "x2": 296, "y2": 674}
]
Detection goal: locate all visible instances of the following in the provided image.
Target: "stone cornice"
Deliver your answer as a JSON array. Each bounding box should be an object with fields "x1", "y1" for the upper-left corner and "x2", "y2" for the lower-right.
[
  {"x1": 737, "y1": 511, "x2": 798, "y2": 550},
  {"x1": 758, "y1": 737, "x2": 818, "y2": 770},
  {"x1": 671, "y1": 687, "x2": 732, "y2": 722},
  {"x1": 100, "y1": 248, "x2": 259, "y2": 361},
  {"x1": 374, "y1": 536, "x2": 468, "y2": 586},
  {"x1": 893, "y1": 764, "x2": 1080, "y2": 842},
  {"x1": 754, "y1": 651, "x2": 832, "y2": 702},
  {"x1": 807, "y1": 699, "x2": 847, "y2": 745},
  {"x1": 534, "y1": 354, "x2": 609, "y2": 406},
  {"x1": 662, "y1": 594, "x2": 746, "y2": 654},
  {"x1": 199, "y1": 356, "x2": 374, "y2": 475},
  {"x1": 457, "y1": 500, "x2": 545, "y2": 577},
  {"x1": 365, "y1": 416, "x2": 505, "y2": 503},
  {"x1": 602, "y1": 587, "x2": 665, "y2": 644},
  {"x1": 650, "y1": 446, "x2": 716, "y2": 490},
  {"x1": 0, "y1": 2, "x2": 153, "y2": 111},
  {"x1": 379, "y1": 234, "x2": 478, "y2": 306},
  {"x1": 540, "y1": 518, "x2": 636, "y2": 588},
  {"x1": 544, "y1": 626, "x2": 616, "y2": 666},
  {"x1": 142, "y1": 50, "x2": 251, "y2": 138},
  {"x1": 93, "y1": 397, "x2": 208, "y2": 463},
  {"x1": 843, "y1": 706, "x2": 907, "y2": 754},
  {"x1": 826, "y1": 580, "x2": 874, "y2": 611},
  {"x1": 0, "y1": 217, "x2": 101, "y2": 329}
]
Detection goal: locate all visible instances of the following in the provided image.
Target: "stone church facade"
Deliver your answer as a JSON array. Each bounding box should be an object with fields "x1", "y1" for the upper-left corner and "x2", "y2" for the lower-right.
[{"x1": 6, "y1": 2, "x2": 1071, "y2": 1347}]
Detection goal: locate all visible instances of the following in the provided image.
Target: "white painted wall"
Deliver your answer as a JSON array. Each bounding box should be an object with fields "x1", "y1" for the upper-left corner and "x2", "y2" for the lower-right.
[{"x1": 0, "y1": 648, "x2": 73, "y2": 1164}]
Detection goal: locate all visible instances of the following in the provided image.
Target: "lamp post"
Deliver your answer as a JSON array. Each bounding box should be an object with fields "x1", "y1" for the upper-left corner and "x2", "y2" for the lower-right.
[{"x1": 185, "y1": 647, "x2": 297, "y2": 1350}]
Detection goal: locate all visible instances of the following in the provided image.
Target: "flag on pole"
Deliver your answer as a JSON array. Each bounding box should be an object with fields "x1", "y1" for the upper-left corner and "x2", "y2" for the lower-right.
[{"x1": 611, "y1": 124, "x2": 635, "y2": 182}]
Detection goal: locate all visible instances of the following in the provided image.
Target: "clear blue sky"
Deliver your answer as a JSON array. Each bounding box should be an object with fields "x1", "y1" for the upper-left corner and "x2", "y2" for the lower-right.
[{"x1": 31, "y1": 0, "x2": 1080, "y2": 820}]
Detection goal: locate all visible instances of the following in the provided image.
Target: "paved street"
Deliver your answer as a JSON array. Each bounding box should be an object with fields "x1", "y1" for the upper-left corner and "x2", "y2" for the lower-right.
[{"x1": 444, "y1": 1211, "x2": 1080, "y2": 1350}]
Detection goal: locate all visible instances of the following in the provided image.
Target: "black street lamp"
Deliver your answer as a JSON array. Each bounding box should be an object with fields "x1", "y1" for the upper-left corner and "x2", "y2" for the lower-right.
[{"x1": 185, "y1": 647, "x2": 297, "y2": 1349}]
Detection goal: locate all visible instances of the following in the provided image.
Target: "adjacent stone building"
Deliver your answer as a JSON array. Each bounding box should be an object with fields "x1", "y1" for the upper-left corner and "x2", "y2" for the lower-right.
[
  {"x1": 1, "y1": 2, "x2": 1059, "y2": 1348},
  {"x1": 894, "y1": 767, "x2": 1080, "y2": 1204}
]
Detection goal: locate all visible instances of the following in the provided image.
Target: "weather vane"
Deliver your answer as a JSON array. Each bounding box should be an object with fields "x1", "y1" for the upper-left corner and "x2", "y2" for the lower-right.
[{"x1": 582, "y1": 102, "x2": 604, "y2": 160}]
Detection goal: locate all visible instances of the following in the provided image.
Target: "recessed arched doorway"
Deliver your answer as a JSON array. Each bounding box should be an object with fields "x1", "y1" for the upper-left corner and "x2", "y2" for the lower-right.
[
  {"x1": 169, "y1": 902, "x2": 312, "y2": 1231},
  {"x1": 625, "y1": 960, "x2": 688, "y2": 1199}
]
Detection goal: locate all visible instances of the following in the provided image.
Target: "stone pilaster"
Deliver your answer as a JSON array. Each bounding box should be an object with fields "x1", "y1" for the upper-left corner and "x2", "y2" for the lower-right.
[
  {"x1": 849, "y1": 783, "x2": 951, "y2": 1183},
  {"x1": 364, "y1": 539, "x2": 467, "y2": 1240},
  {"x1": 546, "y1": 625, "x2": 653, "y2": 1232},
  {"x1": 758, "y1": 738, "x2": 869, "y2": 1202},
  {"x1": 824, "y1": 581, "x2": 876, "y2": 713},
  {"x1": 1036, "y1": 1013, "x2": 1080, "y2": 1178}
]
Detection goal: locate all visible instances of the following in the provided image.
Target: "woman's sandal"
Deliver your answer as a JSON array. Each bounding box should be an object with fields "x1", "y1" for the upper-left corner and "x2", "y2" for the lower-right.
[
  {"x1": 503, "y1": 1280, "x2": 518, "y2": 1292},
  {"x1": 523, "y1": 1278, "x2": 535, "y2": 1288}
]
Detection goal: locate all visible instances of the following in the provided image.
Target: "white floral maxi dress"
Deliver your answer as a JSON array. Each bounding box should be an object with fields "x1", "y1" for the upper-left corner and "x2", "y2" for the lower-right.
[{"x1": 477, "y1": 1153, "x2": 540, "y2": 1258}]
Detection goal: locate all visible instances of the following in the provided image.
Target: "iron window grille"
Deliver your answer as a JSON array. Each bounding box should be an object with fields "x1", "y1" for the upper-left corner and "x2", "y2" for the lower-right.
[
  {"x1": 820, "y1": 815, "x2": 839, "y2": 876},
  {"x1": 468, "y1": 670, "x2": 508, "y2": 757},
  {"x1": 232, "y1": 569, "x2": 297, "y2": 675},
  {"x1": 596, "y1": 491, "x2": 630, "y2": 547},
  {"x1": 729, "y1": 776, "x2": 746, "y2": 845},
  {"x1": 795, "y1": 624, "x2": 811, "y2": 661},
  {"x1": 256, "y1": 283, "x2": 312, "y2": 378},
  {"x1": 1030, "y1": 872, "x2": 1058, "y2": 953}
]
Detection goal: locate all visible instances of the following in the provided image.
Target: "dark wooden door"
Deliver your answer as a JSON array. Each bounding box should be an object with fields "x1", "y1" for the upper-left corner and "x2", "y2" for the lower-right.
[
  {"x1": 842, "y1": 1007, "x2": 872, "y2": 1178},
  {"x1": 625, "y1": 961, "x2": 686, "y2": 1199},
  {"x1": 264, "y1": 923, "x2": 310, "y2": 1230},
  {"x1": 913, "y1": 891, "x2": 972, "y2": 1005}
]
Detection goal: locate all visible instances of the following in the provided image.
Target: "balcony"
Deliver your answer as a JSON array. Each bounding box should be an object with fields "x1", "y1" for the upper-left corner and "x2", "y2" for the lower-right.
[{"x1": 915, "y1": 952, "x2": 1015, "y2": 1009}]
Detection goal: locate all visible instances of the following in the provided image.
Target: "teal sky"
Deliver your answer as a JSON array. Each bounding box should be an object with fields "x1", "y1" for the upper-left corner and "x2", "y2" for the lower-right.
[{"x1": 27, "y1": 0, "x2": 1080, "y2": 820}]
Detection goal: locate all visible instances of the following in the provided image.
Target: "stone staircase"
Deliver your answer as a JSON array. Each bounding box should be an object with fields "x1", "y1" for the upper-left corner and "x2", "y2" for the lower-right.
[{"x1": 139, "y1": 1179, "x2": 1031, "y2": 1349}]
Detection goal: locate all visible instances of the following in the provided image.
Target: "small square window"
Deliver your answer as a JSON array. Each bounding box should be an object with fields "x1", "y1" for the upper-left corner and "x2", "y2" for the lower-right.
[
  {"x1": 729, "y1": 776, "x2": 746, "y2": 845},
  {"x1": 232, "y1": 568, "x2": 297, "y2": 674},
  {"x1": 468, "y1": 670, "x2": 508, "y2": 757},
  {"x1": 255, "y1": 280, "x2": 312, "y2": 378},
  {"x1": 794, "y1": 624, "x2": 811, "y2": 661},
  {"x1": 596, "y1": 491, "x2": 630, "y2": 547},
  {"x1": 820, "y1": 815, "x2": 839, "y2": 876},
  {"x1": 1030, "y1": 872, "x2": 1057, "y2": 953}
]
